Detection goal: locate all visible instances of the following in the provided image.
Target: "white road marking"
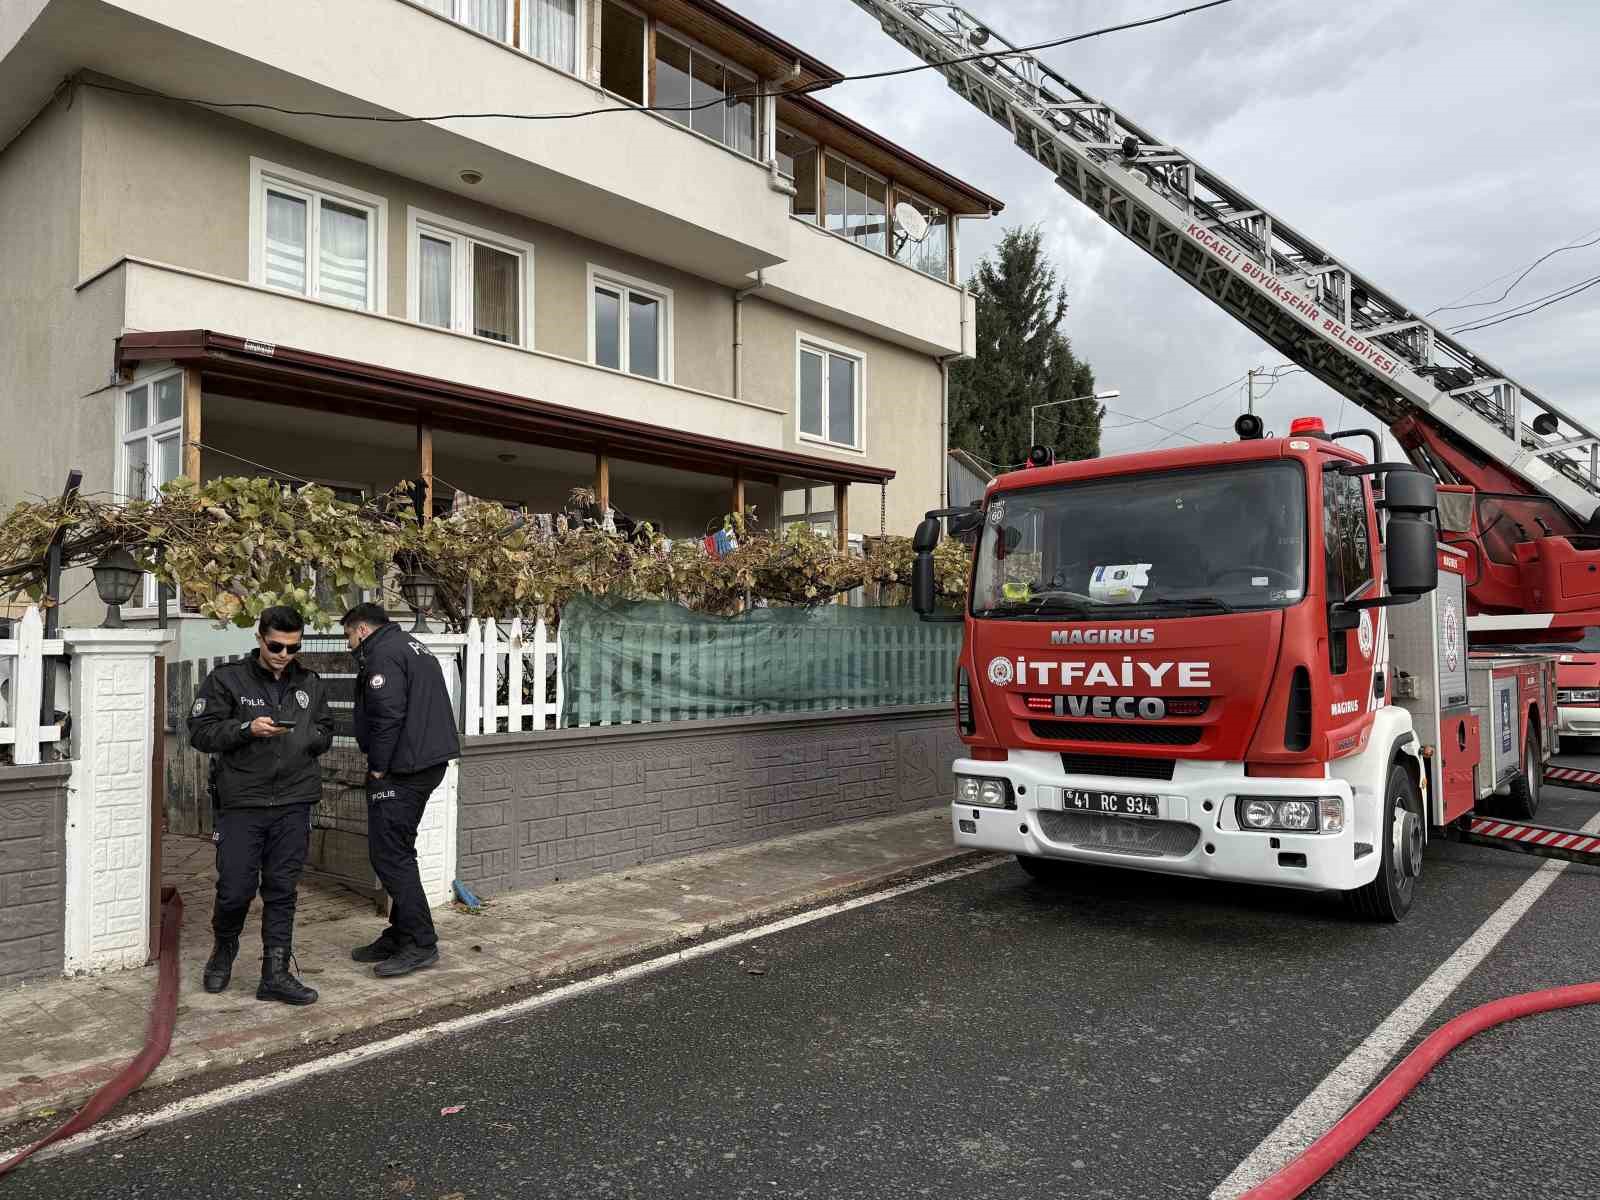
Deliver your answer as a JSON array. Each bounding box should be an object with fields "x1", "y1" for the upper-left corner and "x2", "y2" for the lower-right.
[
  {"x1": 1211, "y1": 808, "x2": 1600, "y2": 1198},
  {"x1": 1, "y1": 858, "x2": 1003, "y2": 1170}
]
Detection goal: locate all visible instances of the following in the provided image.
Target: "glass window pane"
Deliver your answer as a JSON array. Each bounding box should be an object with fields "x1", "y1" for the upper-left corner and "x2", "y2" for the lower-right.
[
  {"x1": 824, "y1": 157, "x2": 848, "y2": 234},
  {"x1": 594, "y1": 286, "x2": 622, "y2": 369},
  {"x1": 125, "y1": 438, "x2": 149, "y2": 500},
  {"x1": 318, "y1": 200, "x2": 370, "y2": 308},
  {"x1": 845, "y1": 165, "x2": 869, "y2": 243},
  {"x1": 627, "y1": 293, "x2": 660, "y2": 379},
  {"x1": 601, "y1": 0, "x2": 646, "y2": 103},
  {"x1": 863, "y1": 175, "x2": 887, "y2": 255},
  {"x1": 828, "y1": 355, "x2": 857, "y2": 445},
  {"x1": 799, "y1": 350, "x2": 824, "y2": 437},
  {"x1": 790, "y1": 144, "x2": 818, "y2": 223},
  {"x1": 125, "y1": 385, "x2": 148, "y2": 433},
  {"x1": 419, "y1": 235, "x2": 454, "y2": 329},
  {"x1": 472, "y1": 242, "x2": 520, "y2": 344},
  {"x1": 155, "y1": 374, "x2": 182, "y2": 424},
  {"x1": 264, "y1": 189, "x2": 308, "y2": 294},
  {"x1": 461, "y1": 0, "x2": 507, "y2": 40},
  {"x1": 655, "y1": 35, "x2": 692, "y2": 127},
  {"x1": 691, "y1": 53, "x2": 726, "y2": 144},
  {"x1": 157, "y1": 433, "x2": 181, "y2": 488},
  {"x1": 729, "y1": 70, "x2": 757, "y2": 158},
  {"x1": 529, "y1": 0, "x2": 577, "y2": 71}
]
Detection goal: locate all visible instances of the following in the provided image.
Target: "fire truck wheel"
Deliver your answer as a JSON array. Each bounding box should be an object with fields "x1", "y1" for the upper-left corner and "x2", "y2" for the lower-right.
[
  {"x1": 1346, "y1": 765, "x2": 1422, "y2": 923},
  {"x1": 1015, "y1": 854, "x2": 1070, "y2": 883},
  {"x1": 1504, "y1": 730, "x2": 1542, "y2": 819}
]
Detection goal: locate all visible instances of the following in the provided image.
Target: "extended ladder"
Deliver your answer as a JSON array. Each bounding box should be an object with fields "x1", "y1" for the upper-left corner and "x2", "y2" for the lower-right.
[{"x1": 849, "y1": 2, "x2": 1600, "y2": 520}]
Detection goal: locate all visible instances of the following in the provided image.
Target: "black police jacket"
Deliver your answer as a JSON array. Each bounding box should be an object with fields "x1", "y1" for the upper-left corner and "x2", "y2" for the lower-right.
[
  {"x1": 187, "y1": 655, "x2": 334, "y2": 809},
  {"x1": 352, "y1": 622, "x2": 461, "y2": 775}
]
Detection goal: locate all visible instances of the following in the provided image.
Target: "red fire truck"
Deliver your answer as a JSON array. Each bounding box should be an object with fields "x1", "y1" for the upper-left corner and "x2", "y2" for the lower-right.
[
  {"x1": 856, "y1": 1, "x2": 1599, "y2": 918},
  {"x1": 910, "y1": 419, "x2": 1555, "y2": 921}
]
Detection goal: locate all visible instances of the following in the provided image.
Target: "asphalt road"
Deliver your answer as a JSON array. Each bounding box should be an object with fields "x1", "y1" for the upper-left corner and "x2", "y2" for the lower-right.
[{"x1": 10, "y1": 784, "x2": 1600, "y2": 1200}]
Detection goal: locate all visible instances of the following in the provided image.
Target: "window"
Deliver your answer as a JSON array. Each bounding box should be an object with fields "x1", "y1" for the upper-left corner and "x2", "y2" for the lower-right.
[
  {"x1": 407, "y1": 210, "x2": 534, "y2": 346},
  {"x1": 1322, "y1": 468, "x2": 1374, "y2": 604},
  {"x1": 655, "y1": 31, "x2": 759, "y2": 157},
  {"x1": 420, "y1": 1, "x2": 580, "y2": 72},
  {"x1": 120, "y1": 372, "x2": 185, "y2": 607},
  {"x1": 250, "y1": 160, "x2": 385, "y2": 311},
  {"x1": 893, "y1": 190, "x2": 950, "y2": 281},
  {"x1": 777, "y1": 126, "x2": 818, "y2": 223},
  {"x1": 825, "y1": 155, "x2": 888, "y2": 255},
  {"x1": 600, "y1": 0, "x2": 646, "y2": 103},
  {"x1": 797, "y1": 338, "x2": 863, "y2": 450},
  {"x1": 589, "y1": 268, "x2": 672, "y2": 380}
]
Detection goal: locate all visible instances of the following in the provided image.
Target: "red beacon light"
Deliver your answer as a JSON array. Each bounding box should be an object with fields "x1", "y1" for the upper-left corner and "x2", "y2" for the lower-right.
[{"x1": 1289, "y1": 416, "x2": 1328, "y2": 438}]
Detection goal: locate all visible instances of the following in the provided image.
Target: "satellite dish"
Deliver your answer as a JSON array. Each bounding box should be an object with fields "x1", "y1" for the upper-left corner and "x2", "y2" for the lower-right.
[{"x1": 893, "y1": 202, "x2": 929, "y2": 244}]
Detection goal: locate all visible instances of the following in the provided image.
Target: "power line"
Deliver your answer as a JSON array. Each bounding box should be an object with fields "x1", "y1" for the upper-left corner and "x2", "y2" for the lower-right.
[
  {"x1": 1426, "y1": 226, "x2": 1600, "y2": 316},
  {"x1": 1448, "y1": 272, "x2": 1600, "y2": 335},
  {"x1": 73, "y1": 0, "x2": 1237, "y2": 128}
]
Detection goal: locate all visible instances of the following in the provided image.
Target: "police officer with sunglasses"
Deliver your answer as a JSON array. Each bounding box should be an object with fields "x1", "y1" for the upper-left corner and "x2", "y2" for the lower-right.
[{"x1": 188, "y1": 606, "x2": 334, "y2": 1004}]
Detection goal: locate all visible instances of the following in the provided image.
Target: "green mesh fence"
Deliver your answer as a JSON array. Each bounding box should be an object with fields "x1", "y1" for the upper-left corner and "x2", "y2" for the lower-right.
[{"x1": 560, "y1": 597, "x2": 962, "y2": 726}]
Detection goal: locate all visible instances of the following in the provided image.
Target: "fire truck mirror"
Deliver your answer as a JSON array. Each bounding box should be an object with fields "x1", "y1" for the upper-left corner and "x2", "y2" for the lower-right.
[
  {"x1": 1329, "y1": 605, "x2": 1362, "y2": 633},
  {"x1": 1384, "y1": 514, "x2": 1439, "y2": 596},
  {"x1": 1381, "y1": 467, "x2": 1437, "y2": 515},
  {"x1": 912, "y1": 516, "x2": 943, "y2": 555},
  {"x1": 948, "y1": 508, "x2": 983, "y2": 538},
  {"x1": 912, "y1": 551, "x2": 936, "y2": 616}
]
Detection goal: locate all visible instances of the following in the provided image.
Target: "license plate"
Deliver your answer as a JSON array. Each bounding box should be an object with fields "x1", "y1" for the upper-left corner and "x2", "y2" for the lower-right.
[{"x1": 1062, "y1": 789, "x2": 1161, "y2": 818}]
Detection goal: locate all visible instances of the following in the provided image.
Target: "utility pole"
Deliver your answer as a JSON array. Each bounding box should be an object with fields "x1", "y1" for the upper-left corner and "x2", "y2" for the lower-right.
[{"x1": 1247, "y1": 367, "x2": 1257, "y2": 416}]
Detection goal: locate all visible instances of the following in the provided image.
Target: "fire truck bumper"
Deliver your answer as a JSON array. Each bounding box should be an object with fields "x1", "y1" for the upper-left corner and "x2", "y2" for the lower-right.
[
  {"x1": 950, "y1": 753, "x2": 1373, "y2": 892},
  {"x1": 1556, "y1": 706, "x2": 1600, "y2": 739}
]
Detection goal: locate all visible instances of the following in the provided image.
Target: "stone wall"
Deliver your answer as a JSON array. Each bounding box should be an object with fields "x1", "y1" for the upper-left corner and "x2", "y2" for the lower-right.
[
  {"x1": 457, "y1": 706, "x2": 962, "y2": 896},
  {"x1": 0, "y1": 764, "x2": 71, "y2": 988}
]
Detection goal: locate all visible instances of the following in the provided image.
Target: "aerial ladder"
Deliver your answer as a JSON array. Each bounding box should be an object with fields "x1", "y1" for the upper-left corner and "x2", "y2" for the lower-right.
[{"x1": 849, "y1": 1, "x2": 1600, "y2": 640}]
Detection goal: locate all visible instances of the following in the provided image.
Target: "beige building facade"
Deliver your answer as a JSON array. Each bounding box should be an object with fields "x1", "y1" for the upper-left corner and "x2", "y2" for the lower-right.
[{"x1": 0, "y1": 0, "x2": 999, "y2": 641}]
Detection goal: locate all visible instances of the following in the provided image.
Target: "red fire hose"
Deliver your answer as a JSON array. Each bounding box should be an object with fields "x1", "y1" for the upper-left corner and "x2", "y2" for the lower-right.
[
  {"x1": 1240, "y1": 980, "x2": 1600, "y2": 1199},
  {"x1": 0, "y1": 886, "x2": 183, "y2": 1179}
]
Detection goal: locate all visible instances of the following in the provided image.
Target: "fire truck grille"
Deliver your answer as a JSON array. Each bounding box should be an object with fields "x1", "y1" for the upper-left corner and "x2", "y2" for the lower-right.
[
  {"x1": 1058, "y1": 753, "x2": 1177, "y2": 782},
  {"x1": 1030, "y1": 721, "x2": 1203, "y2": 747},
  {"x1": 1036, "y1": 810, "x2": 1201, "y2": 858}
]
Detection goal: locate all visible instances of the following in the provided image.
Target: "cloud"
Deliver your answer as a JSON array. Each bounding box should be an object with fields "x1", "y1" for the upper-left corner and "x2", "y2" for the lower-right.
[{"x1": 733, "y1": 0, "x2": 1600, "y2": 464}]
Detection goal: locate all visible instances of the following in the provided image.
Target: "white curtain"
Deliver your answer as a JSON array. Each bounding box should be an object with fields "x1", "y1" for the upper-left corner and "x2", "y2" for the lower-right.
[
  {"x1": 264, "y1": 190, "x2": 307, "y2": 294},
  {"x1": 473, "y1": 243, "x2": 520, "y2": 344},
  {"x1": 462, "y1": 0, "x2": 509, "y2": 40},
  {"x1": 529, "y1": 0, "x2": 577, "y2": 72},
  {"x1": 419, "y1": 235, "x2": 454, "y2": 328},
  {"x1": 318, "y1": 201, "x2": 371, "y2": 308}
]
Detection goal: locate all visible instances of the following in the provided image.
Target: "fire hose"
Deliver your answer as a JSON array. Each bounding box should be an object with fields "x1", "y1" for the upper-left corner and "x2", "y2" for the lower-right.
[
  {"x1": 0, "y1": 887, "x2": 183, "y2": 1179},
  {"x1": 1239, "y1": 980, "x2": 1600, "y2": 1199}
]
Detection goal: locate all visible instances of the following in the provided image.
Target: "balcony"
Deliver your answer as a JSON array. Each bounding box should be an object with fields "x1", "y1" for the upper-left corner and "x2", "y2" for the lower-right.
[
  {"x1": 103, "y1": 257, "x2": 787, "y2": 448},
  {"x1": 2, "y1": 0, "x2": 792, "y2": 284}
]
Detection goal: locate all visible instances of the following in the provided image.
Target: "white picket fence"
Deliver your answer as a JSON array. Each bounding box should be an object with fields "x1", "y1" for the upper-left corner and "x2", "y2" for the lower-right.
[
  {"x1": 0, "y1": 607, "x2": 66, "y2": 765},
  {"x1": 463, "y1": 616, "x2": 563, "y2": 736}
]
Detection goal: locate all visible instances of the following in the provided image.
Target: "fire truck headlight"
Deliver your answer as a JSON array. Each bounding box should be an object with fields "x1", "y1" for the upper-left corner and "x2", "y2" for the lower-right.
[
  {"x1": 1241, "y1": 799, "x2": 1277, "y2": 829},
  {"x1": 1319, "y1": 797, "x2": 1346, "y2": 834},
  {"x1": 956, "y1": 775, "x2": 1014, "y2": 809},
  {"x1": 1278, "y1": 801, "x2": 1316, "y2": 831}
]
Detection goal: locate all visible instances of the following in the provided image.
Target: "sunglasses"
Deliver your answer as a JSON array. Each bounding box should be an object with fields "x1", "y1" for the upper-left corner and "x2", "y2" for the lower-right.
[{"x1": 263, "y1": 640, "x2": 303, "y2": 655}]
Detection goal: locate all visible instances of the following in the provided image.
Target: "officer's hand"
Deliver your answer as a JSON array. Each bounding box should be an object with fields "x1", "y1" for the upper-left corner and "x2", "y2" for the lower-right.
[{"x1": 249, "y1": 716, "x2": 289, "y2": 738}]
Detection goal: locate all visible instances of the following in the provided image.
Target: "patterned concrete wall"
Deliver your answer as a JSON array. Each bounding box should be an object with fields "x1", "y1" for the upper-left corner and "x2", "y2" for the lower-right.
[
  {"x1": 457, "y1": 707, "x2": 962, "y2": 895},
  {"x1": 0, "y1": 764, "x2": 70, "y2": 987}
]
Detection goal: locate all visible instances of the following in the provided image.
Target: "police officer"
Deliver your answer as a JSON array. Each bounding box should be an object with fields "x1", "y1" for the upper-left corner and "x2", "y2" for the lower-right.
[
  {"x1": 188, "y1": 606, "x2": 333, "y2": 1004},
  {"x1": 341, "y1": 603, "x2": 461, "y2": 977}
]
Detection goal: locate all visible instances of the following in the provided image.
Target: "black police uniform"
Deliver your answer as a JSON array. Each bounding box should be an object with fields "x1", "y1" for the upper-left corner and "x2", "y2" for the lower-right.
[
  {"x1": 188, "y1": 654, "x2": 334, "y2": 949},
  {"x1": 352, "y1": 622, "x2": 461, "y2": 951}
]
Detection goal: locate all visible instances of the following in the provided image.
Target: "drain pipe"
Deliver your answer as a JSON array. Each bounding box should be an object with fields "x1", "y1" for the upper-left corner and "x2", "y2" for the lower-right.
[
  {"x1": 937, "y1": 286, "x2": 971, "y2": 507},
  {"x1": 733, "y1": 269, "x2": 766, "y2": 400}
]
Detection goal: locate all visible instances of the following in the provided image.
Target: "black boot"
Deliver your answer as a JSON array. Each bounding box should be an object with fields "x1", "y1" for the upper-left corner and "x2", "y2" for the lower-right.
[
  {"x1": 256, "y1": 947, "x2": 319, "y2": 1006},
  {"x1": 202, "y1": 936, "x2": 239, "y2": 994}
]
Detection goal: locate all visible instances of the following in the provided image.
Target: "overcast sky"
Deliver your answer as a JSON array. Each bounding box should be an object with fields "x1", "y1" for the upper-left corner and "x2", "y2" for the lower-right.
[{"x1": 734, "y1": 0, "x2": 1600, "y2": 465}]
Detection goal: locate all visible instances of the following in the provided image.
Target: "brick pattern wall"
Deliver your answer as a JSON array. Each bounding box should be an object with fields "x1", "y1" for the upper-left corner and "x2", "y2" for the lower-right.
[
  {"x1": 0, "y1": 765, "x2": 70, "y2": 987},
  {"x1": 457, "y1": 708, "x2": 962, "y2": 896}
]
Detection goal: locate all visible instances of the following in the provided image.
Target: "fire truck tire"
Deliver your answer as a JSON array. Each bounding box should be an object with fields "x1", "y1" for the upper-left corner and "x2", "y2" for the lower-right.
[
  {"x1": 1503, "y1": 728, "x2": 1542, "y2": 819},
  {"x1": 1015, "y1": 854, "x2": 1070, "y2": 883},
  {"x1": 1345, "y1": 765, "x2": 1421, "y2": 923}
]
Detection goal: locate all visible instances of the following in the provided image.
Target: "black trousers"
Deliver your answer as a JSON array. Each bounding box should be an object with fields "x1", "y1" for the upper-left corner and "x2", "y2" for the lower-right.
[
  {"x1": 213, "y1": 804, "x2": 313, "y2": 949},
  {"x1": 367, "y1": 765, "x2": 447, "y2": 949}
]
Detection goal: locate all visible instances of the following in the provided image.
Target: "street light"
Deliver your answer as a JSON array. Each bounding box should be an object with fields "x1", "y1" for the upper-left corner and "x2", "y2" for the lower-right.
[
  {"x1": 1029, "y1": 389, "x2": 1120, "y2": 448},
  {"x1": 91, "y1": 547, "x2": 142, "y2": 629},
  {"x1": 399, "y1": 568, "x2": 438, "y2": 635}
]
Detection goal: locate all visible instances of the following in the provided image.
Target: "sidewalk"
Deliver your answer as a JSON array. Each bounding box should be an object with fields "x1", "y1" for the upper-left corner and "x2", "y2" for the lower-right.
[{"x1": 0, "y1": 806, "x2": 969, "y2": 1131}]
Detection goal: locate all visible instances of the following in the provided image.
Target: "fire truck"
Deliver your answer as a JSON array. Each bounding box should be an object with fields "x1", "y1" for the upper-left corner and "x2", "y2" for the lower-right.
[{"x1": 846, "y1": 2, "x2": 1596, "y2": 918}]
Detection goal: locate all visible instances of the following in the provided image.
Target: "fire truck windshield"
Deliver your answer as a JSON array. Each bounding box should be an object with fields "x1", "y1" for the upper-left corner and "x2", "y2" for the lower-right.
[{"x1": 971, "y1": 461, "x2": 1307, "y2": 620}]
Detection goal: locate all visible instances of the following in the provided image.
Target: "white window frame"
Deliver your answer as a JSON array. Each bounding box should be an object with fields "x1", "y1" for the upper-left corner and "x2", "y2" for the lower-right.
[
  {"x1": 795, "y1": 334, "x2": 867, "y2": 454},
  {"x1": 586, "y1": 264, "x2": 675, "y2": 383},
  {"x1": 405, "y1": 207, "x2": 536, "y2": 348},
  {"x1": 249, "y1": 158, "x2": 388, "y2": 312},
  {"x1": 115, "y1": 367, "x2": 187, "y2": 609},
  {"x1": 653, "y1": 24, "x2": 763, "y2": 160}
]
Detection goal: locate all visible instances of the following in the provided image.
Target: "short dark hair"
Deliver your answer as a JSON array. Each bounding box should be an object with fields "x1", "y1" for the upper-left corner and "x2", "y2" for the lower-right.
[
  {"x1": 341, "y1": 602, "x2": 390, "y2": 629},
  {"x1": 258, "y1": 605, "x2": 305, "y2": 636}
]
